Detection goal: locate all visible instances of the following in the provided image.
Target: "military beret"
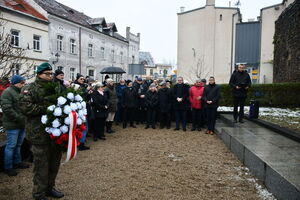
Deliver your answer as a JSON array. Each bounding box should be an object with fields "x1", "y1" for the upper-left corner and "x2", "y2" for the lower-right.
[{"x1": 37, "y1": 62, "x2": 53, "y2": 74}]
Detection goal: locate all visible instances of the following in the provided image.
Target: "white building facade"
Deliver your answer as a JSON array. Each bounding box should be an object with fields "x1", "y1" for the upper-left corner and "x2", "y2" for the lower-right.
[
  {"x1": 34, "y1": 0, "x2": 140, "y2": 81},
  {"x1": 177, "y1": 0, "x2": 240, "y2": 84},
  {"x1": 0, "y1": 0, "x2": 50, "y2": 78},
  {"x1": 259, "y1": 0, "x2": 295, "y2": 83}
]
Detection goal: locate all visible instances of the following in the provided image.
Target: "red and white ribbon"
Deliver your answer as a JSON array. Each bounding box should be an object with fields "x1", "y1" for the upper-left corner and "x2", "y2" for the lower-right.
[{"x1": 63, "y1": 111, "x2": 78, "y2": 164}]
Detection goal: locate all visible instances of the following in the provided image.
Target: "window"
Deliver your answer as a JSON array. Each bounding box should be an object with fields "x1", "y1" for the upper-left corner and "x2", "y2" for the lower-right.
[
  {"x1": 120, "y1": 52, "x2": 123, "y2": 64},
  {"x1": 159, "y1": 70, "x2": 162, "y2": 74},
  {"x1": 111, "y1": 50, "x2": 115, "y2": 62},
  {"x1": 88, "y1": 69, "x2": 95, "y2": 78},
  {"x1": 70, "y1": 67, "x2": 76, "y2": 80},
  {"x1": 100, "y1": 47, "x2": 105, "y2": 59},
  {"x1": 12, "y1": 63, "x2": 20, "y2": 75},
  {"x1": 144, "y1": 69, "x2": 146, "y2": 75},
  {"x1": 132, "y1": 55, "x2": 135, "y2": 64},
  {"x1": 57, "y1": 66, "x2": 64, "y2": 71},
  {"x1": 70, "y1": 39, "x2": 76, "y2": 54},
  {"x1": 10, "y1": 30, "x2": 20, "y2": 47},
  {"x1": 150, "y1": 69, "x2": 153, "y2": 76},
  {"x1": 88, "y1": 44, "x2": 93, "y2": 57},
  {"x1": 33, "y1": 35, "x2": 41, "y2": 51},
  {"x1": 57, "y1": 35, "x2": 63, "y2": 51}
]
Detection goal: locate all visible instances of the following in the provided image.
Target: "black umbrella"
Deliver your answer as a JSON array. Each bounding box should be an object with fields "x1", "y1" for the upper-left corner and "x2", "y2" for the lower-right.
[{"x1": 100, "y1": 66, "x2": 126, "y2": 74}]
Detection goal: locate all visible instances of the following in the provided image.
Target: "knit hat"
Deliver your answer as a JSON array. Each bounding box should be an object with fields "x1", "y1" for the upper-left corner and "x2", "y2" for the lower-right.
[
  {"x1": 106, "y1": 78, "x2": 114, "y2": 84},
  {"x1": 54, "y1": 69, "x2": 64, "y2": 77},
  {"x1": 11, "y1": 75, "x2": 25, "y2": 85},
  {"x1": 37, "y1": 62, "x2": 53, "y2": 74},
  {"x1": 149, "y1": 83, "x2": 156, "y2": 88},
  {"x1": 76, "y1": 73, "x2": 84, "y2": 80}
]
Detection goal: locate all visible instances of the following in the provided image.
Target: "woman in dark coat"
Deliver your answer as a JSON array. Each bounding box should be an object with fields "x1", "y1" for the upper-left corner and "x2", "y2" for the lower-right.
[
  {"x1": 202, "y1": 77, "x2": 221, "y2": 135},
  {"x1": 145, "y1": 83, "x2": 159, "y2": 129},
  {"x1": 91, "y1": 82, "x2": 108, "y2": 141},
  {"x1": 158, "y1": 82, "x2": 172, "y2": 129},
  {"x1": 104, "y1": 78, "x2": 118, "y2": 133},
  {"x1": 122, "y1": 81, "x2": 138, "y2": 128}
]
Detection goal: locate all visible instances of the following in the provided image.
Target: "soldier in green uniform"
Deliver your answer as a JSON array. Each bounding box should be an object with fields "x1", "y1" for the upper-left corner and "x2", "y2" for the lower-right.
[{"x1": 19, "y1": 63, "x2": 64, "y2": 200}]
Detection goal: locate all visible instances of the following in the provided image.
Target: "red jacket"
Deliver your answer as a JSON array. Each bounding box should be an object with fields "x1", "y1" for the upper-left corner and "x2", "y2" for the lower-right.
[{"x1": 189, "y1": 85, "x2": 204, "y2": 109}]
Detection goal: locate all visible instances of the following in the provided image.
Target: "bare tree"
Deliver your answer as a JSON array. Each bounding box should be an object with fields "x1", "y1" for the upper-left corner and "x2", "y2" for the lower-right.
[
  {"x1": 190, "y1": 54, "x2": 209, "y2": 80},
  {"x1": 0, "y1": 12, "x2": 34, "y2": 80}
]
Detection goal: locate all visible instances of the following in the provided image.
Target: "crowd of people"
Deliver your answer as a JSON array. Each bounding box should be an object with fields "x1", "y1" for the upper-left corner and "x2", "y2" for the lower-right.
[{"x1": 0, "y1": 62, "x2": 250, "y2": 200}]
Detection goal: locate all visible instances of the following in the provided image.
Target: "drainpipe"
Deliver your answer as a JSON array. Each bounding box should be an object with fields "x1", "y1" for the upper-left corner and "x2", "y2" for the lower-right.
[
  {"x1": 230, "y1": 11, "x2": 240, "y2": 75},
  {"x1": 79, "y1": 27, "x2": 82, "y2": 74}
]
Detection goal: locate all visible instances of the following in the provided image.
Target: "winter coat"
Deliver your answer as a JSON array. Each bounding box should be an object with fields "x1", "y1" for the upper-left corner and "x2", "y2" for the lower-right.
[
  {"x1": 19, "y1": 77, "x2": 59, "y2": 145},
  {"x1": 53, "y1": 77, "x2": 66, "y2": 93},
  {"x1": 116, "y1": 84, "x2": 126, "y2": 102},
  {"x1": 133, "y1": 82, "x2": 148, "y2": 107},
  {"x1": 145, "y1": 90, "x2": 158, "y2": 109},
  {"x1": 189, "y1": 85, "x2": 204, "y2": 109},
  {"x1": 91, "y1": 90, "x2": 108, "y2": 118},
  {"x1": 122, "y1": 87, "x2": 138, "y2": 109},
  {"x1": 202, "y1": 83, "x2": 221, "y2": 108},
  {"x1": 105, "y1": 85, "x2": 118, "y2": 112},
  {"x1": 172, "y1": 83, "x2": 190, "y2": 111},
  {"x1": 158, "y1": 87, "x2": 172, "y2": 113},
  {"x1": 1, "y1": 85, "x2": 25, "y2": 130},
  {"x1": 229, "y1": 71, "x2": 251, "y2": 98}
]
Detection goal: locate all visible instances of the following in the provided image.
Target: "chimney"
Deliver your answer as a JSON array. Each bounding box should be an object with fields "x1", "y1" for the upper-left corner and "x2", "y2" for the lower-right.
[
  {"x1": 180, "y1": 6, "x2": 185, "y2": 12},
  {"x1": 206, "y1": 0, "x2": 215, "y2": 6}
]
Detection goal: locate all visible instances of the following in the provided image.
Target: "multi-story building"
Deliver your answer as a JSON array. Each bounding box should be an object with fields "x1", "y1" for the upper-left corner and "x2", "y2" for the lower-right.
[
  {"x1": 0, "y1": 0, "x2": 49, "y2": 78},
  {"x1": 177, "y1": 0, "x2": 241, "y2": 84},
  {"x1": 34, "y1": 0, "x2": 140, "y2": 81}
]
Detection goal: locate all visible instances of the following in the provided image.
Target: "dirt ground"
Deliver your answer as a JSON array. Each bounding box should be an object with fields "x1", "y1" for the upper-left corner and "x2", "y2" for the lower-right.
[{"x1": 0, "y1": 124, "x2": 269, "y2": 200}]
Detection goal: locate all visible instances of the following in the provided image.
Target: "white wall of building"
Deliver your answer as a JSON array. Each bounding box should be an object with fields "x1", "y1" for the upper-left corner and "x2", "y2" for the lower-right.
[
  {"x1": 259, "y1": 0, "x2": 295, "y2": 83},
  {"x1": 177, "y1": 3, "x2": 239, "y2": 84},
  {"x1": 0, "y1": 8, "x2": 49, "y2": 77}
]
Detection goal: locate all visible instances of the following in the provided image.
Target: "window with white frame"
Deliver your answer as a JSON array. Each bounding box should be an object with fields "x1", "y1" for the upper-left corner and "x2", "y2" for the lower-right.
[
  {"x1": 70, "y1": 67, "x2": 76, "y2": 80},
  {"x1": 88, "y1": 69, "x2": 95, "y2": 78},
  {"x1": 132, "y1": 55, "x2": 135, "y2": 64},
  {"x1": 120, "y1": 51, "x2": 123, "y2": 64},
  {"x1": 12, "y1": 63, "x2": 20, "y2": 75},
  {"x1": 33, "y1": 35, "x2": 41, "y2": 51},
  {"x1": 88, "y1": 44, "x2": 93, "y2": 57},
  {"x1": 70, "y1": 39, "x2": 76, "y2": 54},
  {"x1": 57, "y1": 66, "x2": 64, "y2": 71},
  {"x1": 100, "y1": 47, "x2": 105, "y2": 59},
  {"x1": 10, "y1": 30, "x2": 20, "y2": 47},
  {"x1": 57, "y1": 35, "x2": 63, "y2": 51},
  {"x1": 111, "y1": 50, "x2": 115, "y2": 62}
]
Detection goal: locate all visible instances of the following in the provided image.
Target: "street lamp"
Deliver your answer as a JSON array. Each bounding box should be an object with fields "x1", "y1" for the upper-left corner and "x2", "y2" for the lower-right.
[{"x1": 52, "y1": 52, "x2": 60, "y2": 64}]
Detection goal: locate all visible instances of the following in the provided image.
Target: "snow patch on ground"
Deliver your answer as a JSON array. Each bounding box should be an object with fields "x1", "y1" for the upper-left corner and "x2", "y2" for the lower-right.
[{"x1": 233, "y1": 166, "x2": 276, "y2": 200}]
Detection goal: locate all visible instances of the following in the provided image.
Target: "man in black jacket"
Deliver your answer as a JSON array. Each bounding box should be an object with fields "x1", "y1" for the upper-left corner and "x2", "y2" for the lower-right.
[
  {"x1": 122, "y1": 81, "x2": 138, "y2": 128},
  {"x1": 133, "y1": 78, "x2": 148, "y2": 125},
  {"x1": 203, "y1": 77, "x2": 221, "y2": 135},
  {"x1": 172, "y1": 77, "x2": 189, "y2": 131},
  {"x1": 229, "y1": 64, "x2": 252, "y2": 123},
  {"x1": 158, "y1": 82, "x2": 172, "y2": 129}
]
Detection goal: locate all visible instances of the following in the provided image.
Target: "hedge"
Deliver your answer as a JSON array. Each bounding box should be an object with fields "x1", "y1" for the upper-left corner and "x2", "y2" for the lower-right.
[{"x1": 218, "y1": 82, "x2": 300, "y2": 108}]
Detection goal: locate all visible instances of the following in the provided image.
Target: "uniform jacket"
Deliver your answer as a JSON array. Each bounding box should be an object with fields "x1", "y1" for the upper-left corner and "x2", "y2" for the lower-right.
[
  {"x1": 202, "y1": 83, "x2": 221, "y2": 108},
  {"x1": 158, "y1": 87, "x2": 172, "y2": 113},
  {"x1": 1, "y1": 85, "x2": 25, "y2": 130},
  {"x1": 229, "y1": 71, "x2": 252, "y2": 98},
  {"x1": 189, "y1": 85, "x2": 204, "y2": 109},
  {"x1": 19, "y1": 77, "x2": 57, "y2": 145}
]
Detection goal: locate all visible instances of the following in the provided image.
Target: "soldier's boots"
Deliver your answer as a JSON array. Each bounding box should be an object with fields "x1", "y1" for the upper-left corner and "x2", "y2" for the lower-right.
[{"x1": 46, "y1": 188, "x2": 64, "y2": 198}]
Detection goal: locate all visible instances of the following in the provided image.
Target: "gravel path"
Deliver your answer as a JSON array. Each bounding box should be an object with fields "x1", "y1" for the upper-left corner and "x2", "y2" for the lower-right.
[{"x1": 0, "y1": 125, "x2": 269, "y2": 200}]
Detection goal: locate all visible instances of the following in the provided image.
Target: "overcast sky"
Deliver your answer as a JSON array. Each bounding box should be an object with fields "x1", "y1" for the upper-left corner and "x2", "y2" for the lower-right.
[{"x1": 57, "y1": 0, "x2": 282, "y2": 65}]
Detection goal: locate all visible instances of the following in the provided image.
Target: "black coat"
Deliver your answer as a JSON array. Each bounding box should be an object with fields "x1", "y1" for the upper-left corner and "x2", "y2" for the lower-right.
[
  {"x1": 122, "y1": 87, "x2": 138, "y2": 108},
  {"x1": 158, "y1": 87, "x2": 172, "y2": 113},
  {"x1": 202, "y1": 84, "x2": 221, "y2": 108},
  {"x1": 133, "y1": 82, "x2": 148, "y2": 107},
  {"x1": 145, "y1": 90, "x2": 158, "y2": 109},
  {"x1": 172, "y1": 83, "x2": 190, "y2": 111},
  {"x1": 91, "y1": 90, "x2": 108, "y2": 118},
  {"x1": 229, "y1": 71, "x2": 252, "y2": 98}
]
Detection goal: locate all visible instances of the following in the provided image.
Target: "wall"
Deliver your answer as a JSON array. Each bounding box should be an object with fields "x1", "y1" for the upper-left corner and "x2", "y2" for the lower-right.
[
  {"x1": 177, "y1": 5, "x2": 239, "y2": 84},
  {"x1": 273, "y1": 0, "x2": 300, "y2": 83}
]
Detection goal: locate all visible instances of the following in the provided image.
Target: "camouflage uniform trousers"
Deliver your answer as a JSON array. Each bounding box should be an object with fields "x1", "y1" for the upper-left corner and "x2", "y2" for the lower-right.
[{"x1": 31, "y1": 141, "x2": 62, "y2": 199}]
